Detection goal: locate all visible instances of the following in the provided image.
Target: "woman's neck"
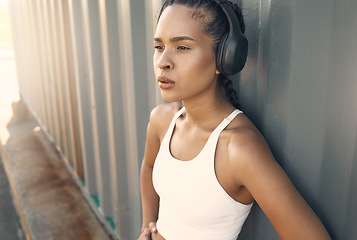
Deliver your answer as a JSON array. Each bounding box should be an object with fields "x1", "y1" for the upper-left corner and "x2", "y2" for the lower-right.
[{"x1": 181, "y1": 88, "x2": 235, "y2": 128}]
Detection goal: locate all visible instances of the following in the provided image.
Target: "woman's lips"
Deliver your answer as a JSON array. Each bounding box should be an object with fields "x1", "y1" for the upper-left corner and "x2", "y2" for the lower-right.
[{"x1": 157, "y1": 76, "x2": 175, "y2": 90}]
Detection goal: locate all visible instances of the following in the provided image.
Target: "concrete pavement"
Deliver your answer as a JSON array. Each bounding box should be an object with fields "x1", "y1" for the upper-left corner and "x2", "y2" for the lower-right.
[
  {"x1": 0, "y1": 49, "x2": 114, "y2": 239},
  {"x1": 0, "y1": 48, "x2": 23, "y2": 240},
  {"x1": 0, "y1": 153, "x2": 24, "y2": 240}
]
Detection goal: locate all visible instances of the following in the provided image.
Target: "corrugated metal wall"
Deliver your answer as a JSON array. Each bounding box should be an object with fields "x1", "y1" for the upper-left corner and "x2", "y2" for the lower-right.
[
  {"x1": 9, "y1": 0, "x2": 163, "y2": 239},
  {"x1": 8, "y1": 0, "x2": 357, "y2": 239},
  {"x1": 237, "y1": 0, "x2": 357, "y2": 239}
]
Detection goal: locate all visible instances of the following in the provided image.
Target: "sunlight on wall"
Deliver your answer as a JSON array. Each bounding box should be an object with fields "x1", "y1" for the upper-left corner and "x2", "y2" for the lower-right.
[
  {"x1": 0, "y1": 1, "x2": 12, "y2": 49},
  {"x1": 0, "y1": 1, "x2": 19, "y2": 143}
]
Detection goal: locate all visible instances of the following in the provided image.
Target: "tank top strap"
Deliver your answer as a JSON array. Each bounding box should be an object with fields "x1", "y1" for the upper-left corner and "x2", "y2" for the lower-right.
[
  {"x1": 170, "y1": 107, "x2": 185, "y2": 129},
  {"x1": 162, "y1": 107, "x2": 185, "y2": 144},
  {"x1": 213, "y1": 109, "x2": 242, "y2": 134},
  {"x1": 205, "y1": 109, "x2": 242, "y2": 151}
]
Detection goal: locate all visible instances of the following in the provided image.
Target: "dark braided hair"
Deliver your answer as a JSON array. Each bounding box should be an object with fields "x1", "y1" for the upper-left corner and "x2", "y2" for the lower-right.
[{"x1": 158, "y1": 0, "x2": 246, "y2": 109}]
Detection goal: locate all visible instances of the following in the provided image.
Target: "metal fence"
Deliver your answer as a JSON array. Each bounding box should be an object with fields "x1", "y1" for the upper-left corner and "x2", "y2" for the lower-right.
[{"x1": 8, "y1": 0, "x2": 357, "y2": 239}]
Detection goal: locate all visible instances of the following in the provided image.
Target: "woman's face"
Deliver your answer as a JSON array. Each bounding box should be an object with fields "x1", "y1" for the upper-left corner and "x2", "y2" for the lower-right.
[{"x1": 153, "y1": 4, "x2": 219, "y2": 103}]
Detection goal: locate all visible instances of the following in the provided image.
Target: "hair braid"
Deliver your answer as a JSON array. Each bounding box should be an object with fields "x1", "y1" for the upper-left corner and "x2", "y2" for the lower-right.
[{"x1": 219, "y1": 75, "x2": 240, "y2": 109}]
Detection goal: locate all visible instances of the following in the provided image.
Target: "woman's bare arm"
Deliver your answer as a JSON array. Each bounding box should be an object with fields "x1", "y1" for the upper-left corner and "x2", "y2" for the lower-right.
[
  {"x1": 230, "y1": 129, "x2": 331, "y2": 240},
  {"x1": 140, "y1": 112, "x2": 161, "y2": 232},
  {"x1": 139, "y1": 103, "x2": 180, "y2": 240}
]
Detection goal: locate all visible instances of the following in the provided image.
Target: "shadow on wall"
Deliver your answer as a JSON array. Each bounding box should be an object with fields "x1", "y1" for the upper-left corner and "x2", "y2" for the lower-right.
[
  {"x1": 238, "y1": 0, "x2": 357, "y2": 239},
  {"x1": 318, "y1": 1, "x2": 357, "y2": 238},
  {"x1": 237, "y1": 0, "x2": 293, "y2": 238},
  {"x1": 342, "y1": 133, "x2": 357, "y2": 239}
]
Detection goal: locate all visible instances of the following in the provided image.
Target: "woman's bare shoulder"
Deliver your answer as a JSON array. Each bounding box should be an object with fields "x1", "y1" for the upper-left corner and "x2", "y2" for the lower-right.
[
  {"x1": 227, "y1": 114, "x2": 274, "y2": 166},
  {"x1": 149, "y1": 102, "x2": 183, "y2": 139},
  {"x1": 151, "y1": 102, "x2": 182, "y2": 117},
  {"x1": 150, "y1": 102, "x2": 182, "y2": 123}
]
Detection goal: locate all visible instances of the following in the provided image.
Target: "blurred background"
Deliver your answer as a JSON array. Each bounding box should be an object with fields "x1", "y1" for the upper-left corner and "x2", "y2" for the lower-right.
[
  {"x1": 0, "y1": 0, "x2": 356, "y2": 240},
  {"x1": 0, "y1": 1, "x2": 22, "y2": 239},
  {"x1": 0, "y1": 0, "x2": 19, "y2": 142}
]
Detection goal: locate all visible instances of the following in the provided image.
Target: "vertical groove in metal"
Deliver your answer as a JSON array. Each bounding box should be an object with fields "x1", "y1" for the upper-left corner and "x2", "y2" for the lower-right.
[
  {"x1": 35, "y1": 0, "x2": 50, "y2": 135},
  {"x1": 28, "y1": 1, "x2": 44, "y2": 126},
  {"x1": 48, "y1": 0, "x2": 63, "y2": 145},
  {"x1": 98, "y1": 0, "x2": 118, "y2": 219},
  {"x1": 117, "y1": 0, "x2": 140, "y2": 237},
  {"x1": 80, "y1": 0, "x2": 105, "y2": 215},
  {"x1": 68, "y1": 0, "x2": 97, "y2": 194},
  {"x1": 61, "y1": 0, "x2": 85, "y2": 179},
  {"x1": 48, "y1": 0, "x2": 63, "y2": 151},
  {"x1": 25, "y1": 0, "x2": 37, "y2": 114},
  {"x1": 41, "y1": 0, "x2": 57, "y2": 140},
  {"x1": 54, "y1": 0, "x2": 73, "y2": 164}
]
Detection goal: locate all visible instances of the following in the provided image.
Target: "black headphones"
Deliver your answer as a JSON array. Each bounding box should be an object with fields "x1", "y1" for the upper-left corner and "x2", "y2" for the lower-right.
[{"x1": 213, "y1": 0, "x2": 248, "y2": 76}]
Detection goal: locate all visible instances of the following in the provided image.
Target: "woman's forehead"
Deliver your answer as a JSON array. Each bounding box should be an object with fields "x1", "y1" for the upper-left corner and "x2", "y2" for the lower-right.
[{"x1": 156, "y1": 5, "x2": 206, "y2": 39}]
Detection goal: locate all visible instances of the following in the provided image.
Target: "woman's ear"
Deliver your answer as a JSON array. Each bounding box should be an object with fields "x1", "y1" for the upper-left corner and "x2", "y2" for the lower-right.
[{"x1": 216, "y1": 69, "x2": 220, "y2": 75}]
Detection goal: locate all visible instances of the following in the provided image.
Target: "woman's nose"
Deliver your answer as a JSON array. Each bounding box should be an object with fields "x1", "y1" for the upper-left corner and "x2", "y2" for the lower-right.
[
  {"x1": 159, "y1": 63, "x2": 172, "y2": 70},
  {"x1": 157, "y1": 51, "x2": 174, "y2": 70}
]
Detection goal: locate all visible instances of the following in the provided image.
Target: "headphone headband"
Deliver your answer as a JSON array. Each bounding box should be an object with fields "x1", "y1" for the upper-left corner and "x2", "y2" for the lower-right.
[{"x1": 213, "y1": 0, "x2": 239, "y2": 35}]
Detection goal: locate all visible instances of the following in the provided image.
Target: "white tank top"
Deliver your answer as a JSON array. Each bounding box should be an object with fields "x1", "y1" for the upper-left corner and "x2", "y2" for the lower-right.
[{"x1": 153, "y1": 107, "x2": 253, "y2": 240}]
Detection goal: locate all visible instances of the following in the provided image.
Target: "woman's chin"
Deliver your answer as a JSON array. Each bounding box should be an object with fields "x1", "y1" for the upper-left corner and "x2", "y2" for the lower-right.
[{"x1": 160, "y1": 93, "x2": 180, "y2": 103}]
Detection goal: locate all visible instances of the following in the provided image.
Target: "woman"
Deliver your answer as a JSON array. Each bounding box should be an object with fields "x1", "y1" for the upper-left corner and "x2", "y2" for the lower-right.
[{"x1": 139, "y1": 0, "x2": 331, "y2": 239}]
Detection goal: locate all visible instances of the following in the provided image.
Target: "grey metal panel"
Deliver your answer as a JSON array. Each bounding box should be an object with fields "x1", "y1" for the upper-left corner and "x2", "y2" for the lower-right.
[
  {"x1": 81, "y1": 0, "x2": 114, "y2": 217},
  {"x1": 129, "y1": 0, "x2": 150, "y2": 163},
  {"x1": 61, "y1": 0, "x2": 85, "y2": 179},
  {"x1": 317, "y1": 1, "x2": 357, "y2": 238},
  {"x1": 68, "y1": 0, "x2": 98, "y2": 195},
  {"x1": 97, "y1": 0, "x2": 119, "y2": 223},
  {"x1": 33, "y1": 0, "x2": 52, "y2": 136},
  {"x1": 53, "y1": 0, "x2": 77, "y2": 168},
  {"x1": 40, "y1": 0, "x2": 60, "y2": 141},
  {"x1": 116, "y1": 0, "x2": 141, "y2": 237},
  {"x1": 237, "y1": 0, "x2": 357, "y2": 239},
  {"x1": 28, "y1": 1, "x2": 47, "y2": 127},
  {"x1": 98, "y1": 0, "x2": 130, "y2": 238}
]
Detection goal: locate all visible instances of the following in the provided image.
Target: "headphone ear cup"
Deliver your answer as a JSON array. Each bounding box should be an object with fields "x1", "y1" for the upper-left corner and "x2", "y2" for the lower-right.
[
  {"x1": 216, "y1": 32, "x2": 248, "y2": 76},
  {"x1": 236, "y1": 35, "x2": 248, "y2": 73},
  {"x1": 213, "y1": 0, "x2": 248, "y2": 76},
  {"x1": 226, "y1": 33, "x2": 248, "y2": 75},
  {"x1": 216, "y1": 33, "x2": 228, "y2": 75}
]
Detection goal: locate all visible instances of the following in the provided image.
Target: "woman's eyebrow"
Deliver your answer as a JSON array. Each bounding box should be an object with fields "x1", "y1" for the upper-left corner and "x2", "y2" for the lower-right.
[
  {"x1": 154, "y1": 36, "x2": 196, "y2": 42},
  {"x1": 170, "y1": 36, "x2": 196, "y2": 42}
]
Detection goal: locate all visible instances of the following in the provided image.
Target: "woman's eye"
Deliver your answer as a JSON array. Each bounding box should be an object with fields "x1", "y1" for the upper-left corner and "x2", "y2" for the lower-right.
[
  {"x1": 177, "y1": 46, "x2": 190, "y2": 50},
  {"x1": 154, "y1": 45, "x2": 164, "y2": 50}
]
